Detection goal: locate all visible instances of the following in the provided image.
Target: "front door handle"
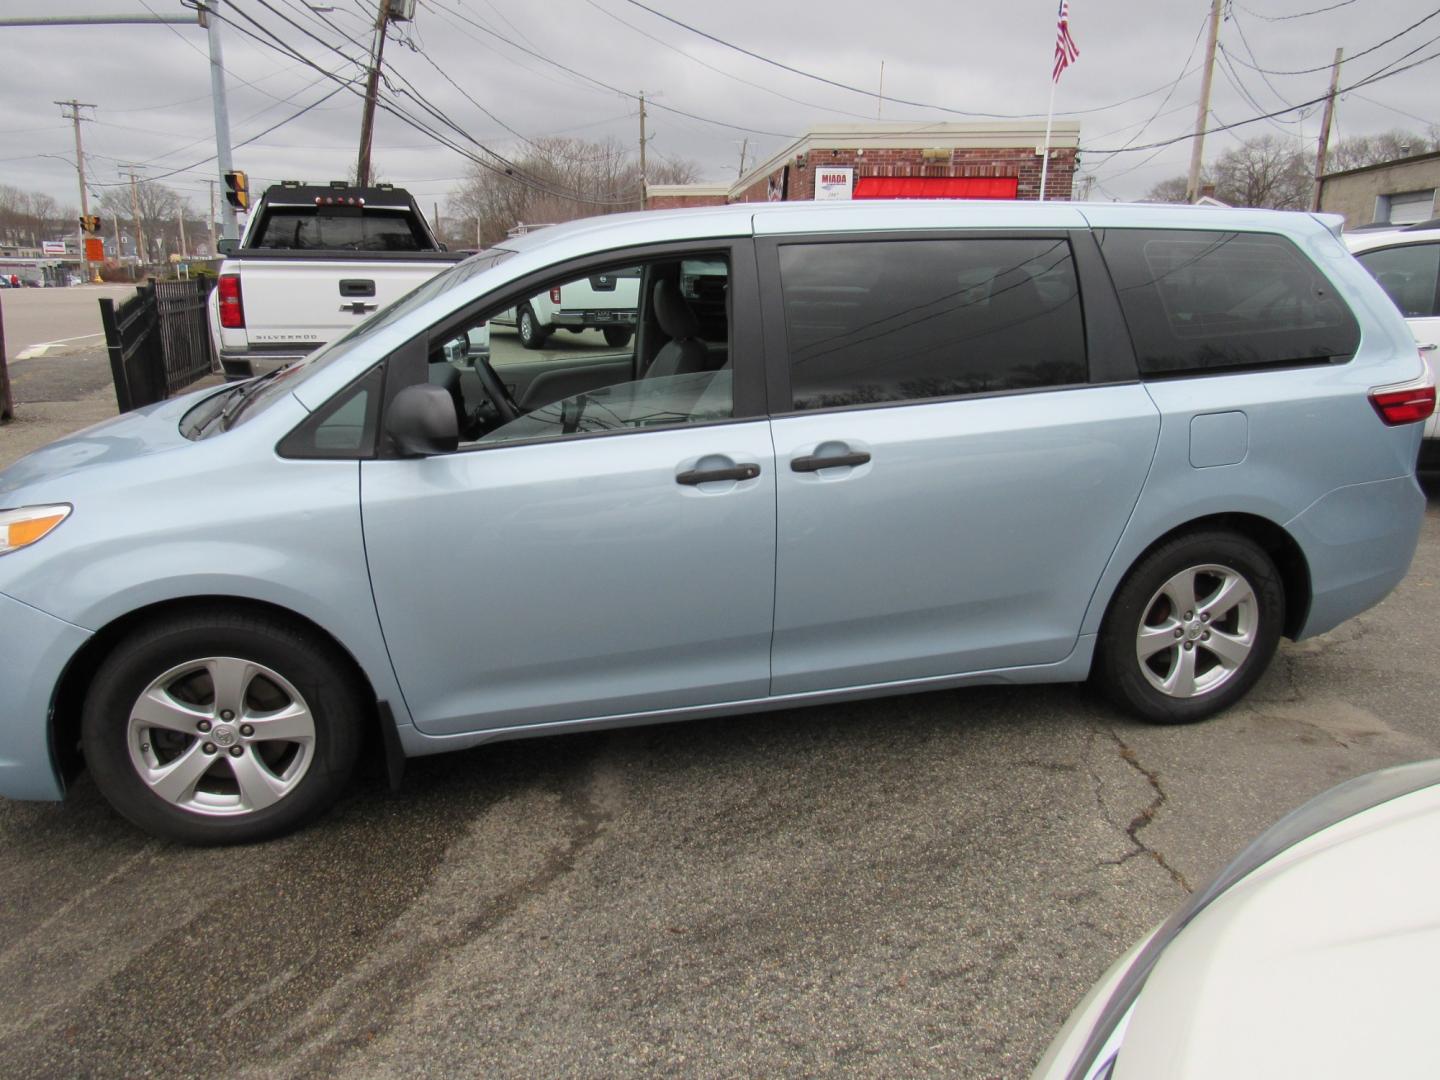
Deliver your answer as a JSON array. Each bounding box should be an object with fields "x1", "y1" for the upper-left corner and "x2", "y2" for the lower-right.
[
  {"x1": 676, "y1": 463, "x2": 760, "y2": 485},
  {"x1": 1420, "y1": 342, "x2": 1437, "y2": 352},
  {"x1": 791, "y1": 451, "x2": 870, "y2": 472}
]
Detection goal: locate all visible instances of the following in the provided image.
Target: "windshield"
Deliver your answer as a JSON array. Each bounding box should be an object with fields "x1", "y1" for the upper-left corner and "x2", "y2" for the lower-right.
[{"x1": 219, "y1": 246, "x2": 514, "y2": 429}]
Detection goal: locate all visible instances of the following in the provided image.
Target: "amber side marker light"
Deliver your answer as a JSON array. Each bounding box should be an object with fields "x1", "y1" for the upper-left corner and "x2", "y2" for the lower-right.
[{"x1": 0, "y1": 505, "x2": 73, "y2": 555}]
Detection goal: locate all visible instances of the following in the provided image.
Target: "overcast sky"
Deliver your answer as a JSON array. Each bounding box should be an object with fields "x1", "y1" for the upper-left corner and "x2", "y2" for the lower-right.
[{"x1": 2, "y1": 0, "x2": 1436, "y2": 219}]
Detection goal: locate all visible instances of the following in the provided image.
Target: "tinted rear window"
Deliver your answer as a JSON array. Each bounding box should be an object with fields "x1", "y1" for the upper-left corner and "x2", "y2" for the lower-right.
[
  {"x1": 1099, "y1": 229, "x2": 1360, "y2": 376},
  {"x1": 779, "y1": 238, "x2": 1088, "y2": 411},
  {"x1": 250, "y1": 207, "x2": 429, "y2": 252}
]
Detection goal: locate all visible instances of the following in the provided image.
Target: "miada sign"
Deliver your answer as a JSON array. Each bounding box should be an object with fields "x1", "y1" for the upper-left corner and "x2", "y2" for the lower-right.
[{"x1": 814, "y1": 167, "x2": 853, "y2": 201}]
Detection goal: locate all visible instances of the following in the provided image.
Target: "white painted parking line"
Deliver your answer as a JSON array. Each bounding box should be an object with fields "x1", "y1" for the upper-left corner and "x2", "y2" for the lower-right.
[{"x1": 15, "y1": 332, "x2": 104, "y2": 360}]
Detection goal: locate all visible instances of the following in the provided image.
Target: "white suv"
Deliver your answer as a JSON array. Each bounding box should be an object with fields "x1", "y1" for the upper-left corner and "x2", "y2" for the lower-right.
[{"x1": 1346, "y1": 220, "x2": 1440, "y2": 471}]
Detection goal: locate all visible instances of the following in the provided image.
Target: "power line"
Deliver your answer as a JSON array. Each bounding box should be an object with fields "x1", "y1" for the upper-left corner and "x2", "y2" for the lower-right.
[
  {"x1": 1235, "y1": 0, "x2": 1357, "y2": 21},
  {"x1": 1223, "y1": 5, "x2": 1440, "y2": 75},
  {"x1": 581, "y1": 0, "x2": 876, "y2": 122},
  {"x1": 215, "y1": 1, "x2": 641, "y2": 204},
  {"x1": 1084, "y1": 44, "x2": 1440, "y2": 154},
  {"x1": 427, "y1": 0, "x2": 795, "y2": 138}
]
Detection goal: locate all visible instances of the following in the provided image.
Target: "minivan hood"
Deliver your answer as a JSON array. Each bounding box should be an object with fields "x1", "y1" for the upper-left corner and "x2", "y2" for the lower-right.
[{"x1": 0, "y1": 387, "x2": 221, "y2": 501}]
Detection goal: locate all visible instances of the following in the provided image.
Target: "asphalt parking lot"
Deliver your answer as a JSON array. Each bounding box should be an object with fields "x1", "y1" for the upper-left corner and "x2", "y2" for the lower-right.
[{"x1": 2, "y1": 335, "x2": 1437, "y2": 1073}]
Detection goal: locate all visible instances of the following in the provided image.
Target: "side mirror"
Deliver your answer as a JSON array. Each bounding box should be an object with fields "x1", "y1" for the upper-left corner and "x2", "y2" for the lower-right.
[
  {"x1": 386, "y1": 383, "x2": 459, "y2": 456},
  {"x1": 217, "y1": 238, "x2": 238, "y2": 256}
]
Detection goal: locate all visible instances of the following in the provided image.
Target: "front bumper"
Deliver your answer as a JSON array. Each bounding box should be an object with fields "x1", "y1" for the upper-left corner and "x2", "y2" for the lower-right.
[
  {"x1": 551, "y1": 310, "x2": 637, "y2": 330},
  {"x1": 0, "y1": 590, "x2": 92, "y2": 801}
]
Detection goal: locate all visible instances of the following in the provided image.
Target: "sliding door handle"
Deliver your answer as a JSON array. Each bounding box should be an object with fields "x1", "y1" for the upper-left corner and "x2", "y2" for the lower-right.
[
  {"x1": 791, "y1": 451, "x2": 870, "y2": 472},
  {"x1": 676, "y1": 463, "x2": 761, "y2": 485}
]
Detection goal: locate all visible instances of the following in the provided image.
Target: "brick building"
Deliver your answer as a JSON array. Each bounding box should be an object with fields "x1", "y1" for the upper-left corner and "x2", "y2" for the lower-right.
[{"x1": 646, "y1": 121, "x2": 1081, "y2": 209}]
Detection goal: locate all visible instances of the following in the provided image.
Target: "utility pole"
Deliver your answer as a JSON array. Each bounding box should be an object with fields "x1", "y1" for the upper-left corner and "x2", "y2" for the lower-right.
[
  {"x1": 1185, "y1": 0, "x2": 1224, "y2": 204},
  {"x1": 737, "y1": 137, "x2": 748, "y2": 179},
  {"x1": 208, "y1": 180, "x2": 218, "y2": 256},
  {"x1": 129, "y1": 172, "x2": 147, "y2": 272},
  {"x1": 57, "y1": 99, "x2": 99, "y2": 283},
  {"x1": 5, "y1": 11, "x2": 238, "y2": 243},
  {"x1": 356, "y1": 0, "x2": 391, "y2": 187},
  {"x1": 199, "y1": 1, "x2": 239, "y2": 240},
  {"x1": 177, "y1": 207, "x2": 188, "y2": 260},
  {"x1": 637, "y1": 91, "x2": 648, "y2": 210},
  {"x1": 1311, "y1": 48, "x2": 1344, "y2": 212}
]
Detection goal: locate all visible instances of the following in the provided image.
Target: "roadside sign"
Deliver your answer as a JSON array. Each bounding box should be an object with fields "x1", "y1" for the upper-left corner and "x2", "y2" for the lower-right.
[
  {"x1": 84, "y1": 238, "x2": 104, "y2": 262},
  {"x1": 41, "y1": 241, "x2": 66, "y2": 256},
  {"x1": 814, "y1": 167, "x2": 854, "y2": 201}
]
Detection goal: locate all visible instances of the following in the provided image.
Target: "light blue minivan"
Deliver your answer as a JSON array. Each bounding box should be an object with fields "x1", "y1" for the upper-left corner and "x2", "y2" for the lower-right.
[{"x1": 0, "y1": 201, "x2": 1432, "y2": 843}]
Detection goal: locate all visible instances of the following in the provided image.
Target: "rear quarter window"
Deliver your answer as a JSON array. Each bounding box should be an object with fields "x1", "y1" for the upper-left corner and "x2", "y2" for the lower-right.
[{"x1": 1099, "y1": 229, "x2": 1360, "y2": 376}]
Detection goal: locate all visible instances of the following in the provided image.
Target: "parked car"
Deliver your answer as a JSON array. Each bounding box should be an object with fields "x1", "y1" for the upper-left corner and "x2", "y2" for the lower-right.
[
  {"x1": 207, "y1": 181, "x2": 468, "y2": 379},
  {"x1": 1345, "y1": 220, "x2": 1440, "y2": 471},
  {"x1": 490, "y1": 267, "x2": 641, "y2": 349},
  {"x1": 1032, "y1": 759, "x2": 1440, "y2": 1080},
  {"x1": 0, "y1": 200, "x2": 1430, "y2": 844}
]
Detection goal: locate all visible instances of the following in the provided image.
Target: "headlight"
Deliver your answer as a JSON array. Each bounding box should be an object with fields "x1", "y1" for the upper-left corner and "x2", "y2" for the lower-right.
[{"x1": 0, "y1": 504, "x2": 72, "y2": 555}]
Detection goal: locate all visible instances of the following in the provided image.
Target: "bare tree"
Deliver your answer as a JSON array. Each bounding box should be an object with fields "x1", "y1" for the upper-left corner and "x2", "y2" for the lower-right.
[
  {"x1": 448, "y1": 137, "x2": 701, "y2": 247},
  {"x1": 1144, "y1": 175, "x2": 1195, "y2": 203},
  {"x1": 1145, "y1": 135, "x2": 1309, "y2": 209},
  {"x1": 98, "y1": 180, "x2": 192, "y2": 261},
  {"x1": 1328, "y1": 129, "x2": 1436, "y2": 172}
]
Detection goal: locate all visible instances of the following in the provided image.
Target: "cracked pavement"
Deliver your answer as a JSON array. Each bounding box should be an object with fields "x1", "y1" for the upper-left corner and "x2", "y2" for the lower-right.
[{"x1": 0, "y1": 479, "x2": 1436, "y2": 1079}]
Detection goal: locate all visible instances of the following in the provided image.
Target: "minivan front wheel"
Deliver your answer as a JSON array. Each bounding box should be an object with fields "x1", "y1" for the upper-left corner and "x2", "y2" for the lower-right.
[
  {"x1": 81, "y1": 613, "x2": 363, "y2": 844},
  {"x1": 1095, "y1": 532, "x2": 1284, "y2": 724}
]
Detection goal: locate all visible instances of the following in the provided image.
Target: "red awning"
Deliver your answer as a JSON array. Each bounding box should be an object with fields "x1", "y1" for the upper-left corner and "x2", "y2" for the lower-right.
[{"x1": 852, "y1": 176, "x2": 1019, "y2": 200}]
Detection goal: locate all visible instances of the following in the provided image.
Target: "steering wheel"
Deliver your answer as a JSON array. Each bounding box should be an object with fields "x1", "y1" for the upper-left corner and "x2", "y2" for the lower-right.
[{"x1": 469, "y1": 354, "x2": 521, "y2": 424}]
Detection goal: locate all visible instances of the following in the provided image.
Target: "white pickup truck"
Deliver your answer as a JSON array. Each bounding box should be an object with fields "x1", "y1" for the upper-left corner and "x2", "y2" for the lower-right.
[
  {"x1": 491, "y1": 268, "x2": 641, "y2": 350},
  {"x1": 208, "y1": 182, "x2": 469, "y2": 379}
]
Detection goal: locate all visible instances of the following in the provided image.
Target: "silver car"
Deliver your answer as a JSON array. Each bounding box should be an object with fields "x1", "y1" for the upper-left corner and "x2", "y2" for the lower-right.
[{"x1": 0, "y1": 201, "x2": 1431, "y2": 843}]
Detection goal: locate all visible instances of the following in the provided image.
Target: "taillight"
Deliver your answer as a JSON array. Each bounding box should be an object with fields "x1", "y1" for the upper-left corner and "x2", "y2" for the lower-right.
[
  {"x1": 549, "y1": 286, "x2": 562, "y2": 304},
  {"x1": 1369, "y1": 358, "x2": 1436, "y2": 425},
  {"x1": 217, "y1": 273, "x2": 245, "y2": 329}
]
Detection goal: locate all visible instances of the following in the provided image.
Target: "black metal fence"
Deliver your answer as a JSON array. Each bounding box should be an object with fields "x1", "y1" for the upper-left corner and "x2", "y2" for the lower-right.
[{"x1": 99, "y1": 277, "x2": 217, "y2": 412}]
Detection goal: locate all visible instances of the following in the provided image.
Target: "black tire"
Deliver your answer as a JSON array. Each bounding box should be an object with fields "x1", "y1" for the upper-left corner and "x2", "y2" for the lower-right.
[
  {"x1": 1093, "y1": 531, "x2": 1284, "y2": 724},
  {"x1": 603, "y1": 326, "x2": 633, "y2": 348},
  {"x1": 517, "y1": 304, "x2": 549, "y2": 350},
  {"x1": 81, "y1": 611, "x2": 364, "y2": 844}
]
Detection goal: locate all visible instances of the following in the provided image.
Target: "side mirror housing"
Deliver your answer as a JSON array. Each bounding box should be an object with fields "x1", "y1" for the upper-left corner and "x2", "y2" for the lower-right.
[{"x1": 385, "y1": 383, "x2": 459, "y2": 456}]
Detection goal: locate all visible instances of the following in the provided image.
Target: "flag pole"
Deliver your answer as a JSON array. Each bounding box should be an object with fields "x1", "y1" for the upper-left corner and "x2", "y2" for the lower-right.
[{"x1": 1039, "y1": 76, "x2": 1057, "y2": 201}]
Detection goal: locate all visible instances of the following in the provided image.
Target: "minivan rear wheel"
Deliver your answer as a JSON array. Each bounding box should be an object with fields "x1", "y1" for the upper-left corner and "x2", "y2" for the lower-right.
[
  {"x1": 1094, "y1": 531, "x2": 1284, "y2": 724},
  {"x1": 81, "y1": 612, "x2": 363, "y2": 844}
]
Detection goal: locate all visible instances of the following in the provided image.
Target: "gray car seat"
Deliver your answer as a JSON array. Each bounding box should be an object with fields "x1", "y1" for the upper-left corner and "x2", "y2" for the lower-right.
[{"x1": 647, "y1": 279, "x2": 708, "y2": 378}]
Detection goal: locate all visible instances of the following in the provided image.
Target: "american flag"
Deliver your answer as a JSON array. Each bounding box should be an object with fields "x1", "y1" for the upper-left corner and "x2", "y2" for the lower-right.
[{"x1": 1053, "y1": 0, "x2": 1080, "y2": 82}]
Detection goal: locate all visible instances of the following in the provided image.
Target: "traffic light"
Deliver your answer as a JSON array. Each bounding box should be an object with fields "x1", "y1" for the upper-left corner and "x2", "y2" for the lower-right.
[
  {"x1": 79, "y1": 214, "x2": 100, "y2": 234},
  {"x1": 224, "y1": 171, "x2": 249, "y2": 211}
]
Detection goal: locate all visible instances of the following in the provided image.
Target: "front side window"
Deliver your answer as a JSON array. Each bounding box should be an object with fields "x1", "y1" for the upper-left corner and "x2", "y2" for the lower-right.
[
  {"x1": 778, "y1": 238, "x2": 1087, "y2": 411},
  {"x1": 421, "y1": 254, "x2": 734, "y2": 449},
  {"x1": 1100, "y1": 229, "x2": 1361, "y2": 376},
  {"x1": 1354, "y1": 242, "x2": 1440, "y2": 319}
]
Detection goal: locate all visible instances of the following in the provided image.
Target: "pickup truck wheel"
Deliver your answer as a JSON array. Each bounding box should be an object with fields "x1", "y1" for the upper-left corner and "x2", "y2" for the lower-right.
[
  {"x1": 1093, "y1": 531, "x2": 1284, "y2": 725},
  {"x1": 81, "y1": 612, "x2": 364, "y2": 844},
  {"x1": 517, "y1": 305, "x2": 549, "y2": 350},
  {"x1": 603, "y1": 327, "x2": 633, "y2": 348}
]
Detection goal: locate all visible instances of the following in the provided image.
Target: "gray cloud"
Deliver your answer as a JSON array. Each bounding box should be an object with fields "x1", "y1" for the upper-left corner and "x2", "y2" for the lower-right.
[{"x1": 2, "y1": 0, "x2": 1435, "y2": 216}]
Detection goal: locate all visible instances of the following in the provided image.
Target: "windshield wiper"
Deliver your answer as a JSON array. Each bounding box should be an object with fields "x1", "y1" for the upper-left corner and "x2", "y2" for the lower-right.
[{"x1": 216, "y1": 365, "x2": 290, "y2": 431}]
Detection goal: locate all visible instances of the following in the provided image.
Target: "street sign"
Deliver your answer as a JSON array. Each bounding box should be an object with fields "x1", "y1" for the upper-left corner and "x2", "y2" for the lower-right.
[
  {"x1": 84, "y1": 237, "x2": 104, "y2": 262},
  {"x1": 42, "y1": 240, "x2": 67, "y2": 256}
]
